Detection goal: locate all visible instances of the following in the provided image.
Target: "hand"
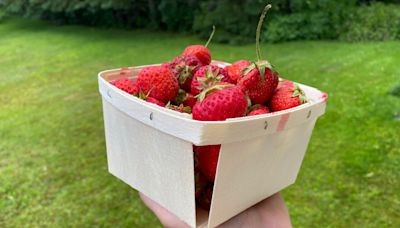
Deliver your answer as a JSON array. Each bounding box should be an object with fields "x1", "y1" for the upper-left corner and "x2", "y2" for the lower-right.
[{"x1": 139, "y1": 192, "x2": 292, "y2": 228}]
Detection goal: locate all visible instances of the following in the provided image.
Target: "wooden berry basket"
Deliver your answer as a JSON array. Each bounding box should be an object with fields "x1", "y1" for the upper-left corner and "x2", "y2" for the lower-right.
[{"x1": 98, "y1": 60, "x2": 327, "y2": 228}]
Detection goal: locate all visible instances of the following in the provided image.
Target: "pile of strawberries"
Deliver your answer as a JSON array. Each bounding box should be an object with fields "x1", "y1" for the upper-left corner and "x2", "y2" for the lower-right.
[{"x1": 110, "y1": 4, "x2": 307, "y2": 210}]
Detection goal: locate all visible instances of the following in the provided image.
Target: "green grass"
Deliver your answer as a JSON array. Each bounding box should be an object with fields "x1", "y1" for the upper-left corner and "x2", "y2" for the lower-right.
[{"x1": 1, "y1": 19, "x2": 399, "y2": 227}]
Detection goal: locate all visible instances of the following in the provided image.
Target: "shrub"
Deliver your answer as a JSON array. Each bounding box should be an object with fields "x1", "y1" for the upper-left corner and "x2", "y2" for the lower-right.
[
  {"x1": 0, "y1": 6, "x2": 5, "y2": 22},
  {"x1": 0, "y1": 0, "x2": 156, "y2": 28},
  {"x1": 340, "y1": 3, "x2": 400, "y2": 42},
  {"x1": 1, "y1": 0, "x2": 400, "y2": 43},
  {"x1": 390, "y1": 82, "x2": 400, "y2": 98},
  {"x1": 158, "y1": 0, "x2": 199, "y2": 32},
  {"x1": 192, "y1": 0, "x2": 264, "y2": 44},
  {"x1": 194, "y1": 0, "x2": 355, "y2": 43}
]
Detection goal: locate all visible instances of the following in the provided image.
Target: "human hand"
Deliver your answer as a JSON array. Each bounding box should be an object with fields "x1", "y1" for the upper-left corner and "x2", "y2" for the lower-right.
[{"x1": 139, "y1": 192, "x2": 292, "y2": 228}]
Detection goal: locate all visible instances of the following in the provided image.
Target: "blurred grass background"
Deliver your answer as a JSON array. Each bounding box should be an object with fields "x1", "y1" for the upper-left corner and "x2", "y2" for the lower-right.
[{"x1": 0, "y1": 18, "x2": 399, "y2": 227}]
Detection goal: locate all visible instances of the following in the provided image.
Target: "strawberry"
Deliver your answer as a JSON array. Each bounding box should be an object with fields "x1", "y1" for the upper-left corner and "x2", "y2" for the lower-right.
[
  {"x1": 137, "y1": 66, "x2": 179, "y2": 103},
  {"x1": 136, "y1": 89, "x2": 165, "y2": 107},
  {"x1": 238, "y1": 62, "x2": 279, "y2": 104},
  {"x1": 111, "y1": 78, "x2": 138, "y2": 95},
  {"x1": 191, "y1": 65, "x2": 230, "y2": 96},
  {"x1": 197, "y1": 184, "x2": 213, "y2": 210},
  {"x1": 247, "y1": 104, "x2": 270, "y2": 116},
  {"x1": 195, "y1": 169, "x2": 208, "y2": 198},
  {"x1": 277, "y1": 80, "x2": 295, "y2": 89},
  {"x1": 194, "y1": 145, "x2": 221, "y2": 182},
  {"x1": 183, "y1": 93, "x2": 197, "y2": 109},
  {"x1": 166, "y1": 54, "x2": 203, "y2": 92},
  {"x1": 192, "y1": 84, "x2": 248, "y2": 121},
  {"x1": 182, "y1": 26, "x2": 215, "y2": 66},
  {"x1": 173, "y1": 90, "x2": 197, "y2": 109},
  {"x1": 183, "y1": 45, "x2": 211, "y2": 66},
  {"x1": 162, "y1": 55, "x2": 183, "y2": 76},
  {"x1": 270, "y1": 83, "x2": 307, "y2": 111},
  {"x1": 237, "y1": 4, "x2": 279, "y2": 105},
  {"x1": 146, "y1": 97, "x2": 165, "y2": 107},
  {"x1": 162, "y1": 56, "x2": 181, "y2": 79},
  {"x1": 225, "y1": 60, "x2": 252, "y2": 84}
]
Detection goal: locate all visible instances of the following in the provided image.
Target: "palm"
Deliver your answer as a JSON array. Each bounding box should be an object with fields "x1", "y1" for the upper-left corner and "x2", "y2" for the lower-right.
[{"x1": 139, "y1": 192, "x2": 292, "y2": 228}]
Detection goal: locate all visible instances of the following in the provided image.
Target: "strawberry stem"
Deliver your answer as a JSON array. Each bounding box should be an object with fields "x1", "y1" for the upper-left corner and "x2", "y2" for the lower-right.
[
  {"x1": 205, "y1": 25, "x2": 216, "y2": 48},
  {"x1": 256, "y1": 4, "x2": 272, "y2": 62}
]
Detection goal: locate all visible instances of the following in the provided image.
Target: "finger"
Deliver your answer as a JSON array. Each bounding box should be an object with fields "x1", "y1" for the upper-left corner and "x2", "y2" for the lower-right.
[
  {"x1": 139, "y1": 192, "x2": 190, "y2": 228},
  {"x1": 257, "y1": 193, "x2": 292, "y2": 227}
]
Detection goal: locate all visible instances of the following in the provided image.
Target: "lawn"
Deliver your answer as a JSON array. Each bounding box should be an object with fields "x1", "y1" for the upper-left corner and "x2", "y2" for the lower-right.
[{"x1": 0, "y1": 19, "x2": 399, "y2": 227}]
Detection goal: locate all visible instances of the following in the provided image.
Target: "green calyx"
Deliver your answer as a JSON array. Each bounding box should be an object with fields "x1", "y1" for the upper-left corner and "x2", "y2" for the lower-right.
[
  {"x1": 176, "y1": 56, "x2": 198, "y2": 85},
  {"x1": 291, "y1": 83, "x2": 308, "y2": 104},
  {"x1": 195, "y1": 84, "x2": 234, "y2": 102},
  {"x1": 166, "y1": 102, "x2": 192, "y2": 114},
  {"x1": 197, "y1": 66, "x2": 224, "y2": 89},
  {"x1": 178, "y1": 65, "x2": 195, "y2": 84},
  {"x1": 137, "y1": 88, "x2": 153, "y2": 100},
  {"x1": 246, "y1": 95, "x2": 252, "y2": 111},
  {"x1": 247, "y1": 104, "x2": 263, "y2": 114},
  {"x1": 243, "y1": 63, "x2": 256, "y2": 76},
  {"x1": 243, "y1": 60, "x2": 276, "y2": 81},
  {"x1": 173, "y1": 89, "x2": 187, "y2": 105}
]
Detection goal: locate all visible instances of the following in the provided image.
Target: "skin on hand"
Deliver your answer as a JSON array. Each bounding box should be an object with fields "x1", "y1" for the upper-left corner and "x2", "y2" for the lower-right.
[{"x1": 139, "y1": 192, "x2": 292, "y2": 228}]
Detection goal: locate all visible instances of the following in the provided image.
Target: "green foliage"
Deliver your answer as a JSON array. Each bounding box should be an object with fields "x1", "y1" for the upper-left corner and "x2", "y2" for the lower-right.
[
  {"x1": 0, "y1": 8, "x2": 6, "y2": 22},
  {"x1": 390, "y1": 82, "x2": 400, "y2": 97},
  {"x1": 1, "y1": 0, "x2": 400, "y2": 42},
  {"x1": 193, "y1": 0, "x2": 265, "y2": 44},
  {"x1": 158, "y1": 0, "x2": 199, "y2": 31},
  {"x1": 0, "y1": 0, "x2": 154, "y2": 28},
  {"x1": 193, "y1": 0, "x2": 356, "y2": 43},
  {"x1": 340, "y1": 3, "x2": 400, "y2": 42},
  {"x1": 265, "y1": 10, "x2": 346, "y2": 42},
  {"x1": 1, "y1": 19, "x2": 400, "y2": 228}
]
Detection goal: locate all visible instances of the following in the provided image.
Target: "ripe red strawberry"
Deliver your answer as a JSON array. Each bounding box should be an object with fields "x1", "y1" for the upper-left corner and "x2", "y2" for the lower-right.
[
  {"x1": 192, "y1": 84, "x2": 248, "y2": 121},
  {"x1": 183, "y1": 93, "x2": 197, "y2": 109},
  {"x1": 238, "y1": 62, "x2": 279, "y2": 104},
  {"x1": 165, "y1": 54, "x2": 203, "y2": 92},
  {"x1": 191, "y1": 65, "x2": 230, "y2": 96},
  {"x1": 197, "y1": 184, "x2": 213, "y2": 210},
  {"x1": 173, "y1": 89, "x2": 197, "y2": 109},
  {"x1": 194, "y1": 145, "x2": 221, "y2": 182},
  {"x1": 111, "y1": 78, "x2": 138, "y2": 95},
  {"x1": 237, "y1": 4, "x2": 279, "y2": 105},
  {"x1": 247, "y1": 104, "x2": 270, "y2": 116},
  {"x1": 182, "y1": 26, "x2": 215, "y2": 66},
  {"x1": 183, "y1": 45, "x2": 211, "y2": 66},
  {"x1": 137, "y1": 66, "x2": 179, "y2": 103},
  {"x1": 179, "y1": 55, "x2": 203, "y2": 92},
  {"x1": 225, "y1": 60, "x2": 251, "y2": 83},
  {"x1": 277, "y1": 80, "x2": 294, "y2": 89},
  {"x1": 146, "y1": 97, "x2": 165, "y2": 107},
  {"x1": 270, "y1": 83, "x2": 307, "y2": 111},
  {"x1": 162, "y1": 56, "x2": 181, "y2": 78},
  {"x1": 195, "y1": 169, "x2": 208, "y2": 198},
  {"x1": 136, "y1": 89, "x2": 165, "y2": 107},
  {"x1": 162, "y1": 55, "x2": 183, "y2": 76}
]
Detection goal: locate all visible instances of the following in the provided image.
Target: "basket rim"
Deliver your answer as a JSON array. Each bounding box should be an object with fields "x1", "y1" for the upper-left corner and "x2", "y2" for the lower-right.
[
  {"x1": 98, "y1": 61, "x2": 327, "y2": 124},
  {"x1": 98, "y1": 61, "x2": 327, "y2": 145}
]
